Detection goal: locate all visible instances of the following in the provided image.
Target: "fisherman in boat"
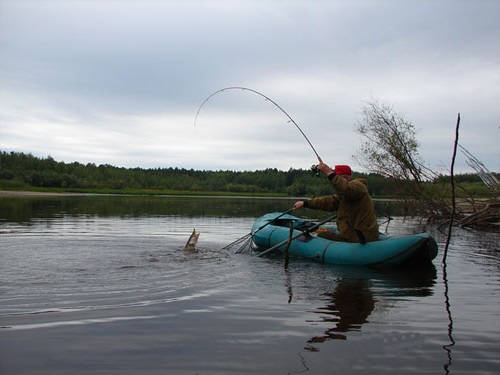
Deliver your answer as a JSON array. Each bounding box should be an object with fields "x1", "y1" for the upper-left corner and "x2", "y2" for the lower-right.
[{"x1": 293, "y1": 163, "x2": 379, "y2": 243}]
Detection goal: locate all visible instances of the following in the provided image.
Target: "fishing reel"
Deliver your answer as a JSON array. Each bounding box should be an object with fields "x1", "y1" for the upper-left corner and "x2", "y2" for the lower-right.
[{"x1": 311, "y1": 164, "x2": 321, "y2": 177}]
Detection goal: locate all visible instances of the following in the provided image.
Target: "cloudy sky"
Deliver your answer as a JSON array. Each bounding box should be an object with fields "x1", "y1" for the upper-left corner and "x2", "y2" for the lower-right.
[{"x1": 1, "y1": 0, "x2": 499, "y2": 173}]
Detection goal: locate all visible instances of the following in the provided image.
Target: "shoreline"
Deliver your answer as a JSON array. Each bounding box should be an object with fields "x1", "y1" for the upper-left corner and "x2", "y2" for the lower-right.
[
  {"x1": 0, "y1": 190, "x2": 297, "y2": 200},
  {"x1": 0, "y1": 189, "x2": 402, "y2": 201},
  {"x1": 0, "y1": 190, "x2": 98, "y2": 197}
]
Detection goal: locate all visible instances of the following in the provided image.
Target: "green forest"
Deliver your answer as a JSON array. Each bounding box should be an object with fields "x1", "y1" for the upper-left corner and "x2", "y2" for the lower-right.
[{"x1": 0, "y1": 151, "x2": 496, "y2": 198}]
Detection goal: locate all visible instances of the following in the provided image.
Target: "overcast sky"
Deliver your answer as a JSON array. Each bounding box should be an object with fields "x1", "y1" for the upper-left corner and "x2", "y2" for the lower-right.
[{"x1": 1, "y1": 0, "x2": 499, "y2": 173}]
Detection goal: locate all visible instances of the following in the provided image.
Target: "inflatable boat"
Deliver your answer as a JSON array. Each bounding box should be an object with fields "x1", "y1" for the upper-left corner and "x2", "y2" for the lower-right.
[{"x1": 251, "y1": 213, "x2": 438, "y2": 267}]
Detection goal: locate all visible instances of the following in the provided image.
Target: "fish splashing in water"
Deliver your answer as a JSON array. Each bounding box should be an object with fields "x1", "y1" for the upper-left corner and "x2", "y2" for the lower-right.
[{"x1": 184, "y1": 228, "x2": 200, "y2": 252}]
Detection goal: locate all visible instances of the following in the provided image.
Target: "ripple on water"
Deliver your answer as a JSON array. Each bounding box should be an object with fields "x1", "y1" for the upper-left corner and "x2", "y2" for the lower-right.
[{"x1": 0, "y1": 208, "x2": 499, "y2": 374}]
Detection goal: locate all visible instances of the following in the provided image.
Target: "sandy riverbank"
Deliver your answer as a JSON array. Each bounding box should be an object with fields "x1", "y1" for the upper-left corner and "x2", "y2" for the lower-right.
[
  {"x1": 0, "y1": 190, "x2": 300, "y2": 200},
  {"x1": 0, "y1": 190, "x2": 98, "y2": 197},
  {"x1": 0, "y1": 190, "x2": 405, "y2": 202}
]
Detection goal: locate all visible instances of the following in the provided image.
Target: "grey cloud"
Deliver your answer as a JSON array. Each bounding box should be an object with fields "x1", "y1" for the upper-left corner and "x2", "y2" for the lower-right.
[{"x1": 1, "y1": 0, "x2": 499, "y2": 171}]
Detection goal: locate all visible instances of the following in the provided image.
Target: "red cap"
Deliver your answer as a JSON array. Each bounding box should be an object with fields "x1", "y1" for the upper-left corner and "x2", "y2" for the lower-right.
[{"x1": 334, "y1": 165, "x2": 352, "y2": 176}]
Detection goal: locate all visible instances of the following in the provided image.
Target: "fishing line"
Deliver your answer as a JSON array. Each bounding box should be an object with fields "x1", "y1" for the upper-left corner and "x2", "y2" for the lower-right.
[{"x1": 194, "y1": 86, "x2": 323, "y2": 163}]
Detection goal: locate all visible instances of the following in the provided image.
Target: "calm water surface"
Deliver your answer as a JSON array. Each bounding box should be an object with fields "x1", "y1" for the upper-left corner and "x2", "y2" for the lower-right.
[{"x1": 0, "y1": 196, "x2": 498, "y2": 374}]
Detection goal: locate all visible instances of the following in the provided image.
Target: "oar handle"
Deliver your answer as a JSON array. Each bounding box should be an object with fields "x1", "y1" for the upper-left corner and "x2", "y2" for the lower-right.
[
  {"x1": 252, "y1": 208, "x2": 295, "y2": 234},
  {"x1": 221, "y1": 207, "x2": 294, "y2": 251},
  {"x1": 256, "y1": 214, "x2": 337, "y2": 258}
]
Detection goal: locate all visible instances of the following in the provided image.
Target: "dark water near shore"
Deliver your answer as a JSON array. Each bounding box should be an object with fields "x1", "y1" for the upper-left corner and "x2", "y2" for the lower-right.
[{"x1": 0, "y1": 196, "x2": 499, "y2": 374}]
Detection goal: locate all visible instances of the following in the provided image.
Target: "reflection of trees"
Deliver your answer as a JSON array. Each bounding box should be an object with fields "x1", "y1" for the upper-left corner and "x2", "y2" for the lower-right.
[
  {"x1": 442, "y1": 260, "x2": 455, "y2": 375},
  {"x1": 0, "y1": 196, "x2": 413, "y2": 225},
  {"x1": 303, "y1": 264, "x2": 437, "y2": 352},
  {"x1": 0, "y1": 196, "x2": 296, "y2": 223}
]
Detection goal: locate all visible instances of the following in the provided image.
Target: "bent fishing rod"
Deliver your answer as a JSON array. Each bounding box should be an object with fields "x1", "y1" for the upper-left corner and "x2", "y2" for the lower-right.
[{"x1": 194, "y1": 86, "x2": 323, "y2": 164}]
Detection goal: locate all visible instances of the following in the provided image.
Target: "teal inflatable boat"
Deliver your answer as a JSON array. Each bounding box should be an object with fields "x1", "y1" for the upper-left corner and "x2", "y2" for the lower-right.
[{"x1": 252, "y1": 213, "x2": 438, "y2": 267}]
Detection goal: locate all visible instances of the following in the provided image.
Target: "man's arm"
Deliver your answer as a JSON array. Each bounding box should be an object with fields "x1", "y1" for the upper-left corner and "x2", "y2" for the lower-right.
[{"x1": 301, "y1": 195, "x2": 340, "y2": 212}]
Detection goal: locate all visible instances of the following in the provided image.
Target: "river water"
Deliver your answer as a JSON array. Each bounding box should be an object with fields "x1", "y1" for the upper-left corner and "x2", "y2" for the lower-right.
[{"x1": 0, "y1": 195, "x2": 498, "y2": 374}]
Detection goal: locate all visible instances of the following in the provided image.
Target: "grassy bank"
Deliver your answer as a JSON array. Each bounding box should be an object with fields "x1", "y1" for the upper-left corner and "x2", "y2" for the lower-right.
[{"x1": 0, "y1": 181, "x2": 495, "y2": 200}]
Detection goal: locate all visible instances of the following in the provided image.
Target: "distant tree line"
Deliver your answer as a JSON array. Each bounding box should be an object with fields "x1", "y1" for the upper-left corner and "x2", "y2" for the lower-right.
[{"x1": 0, "y1": 151, "x2": 495, "y2": 197}]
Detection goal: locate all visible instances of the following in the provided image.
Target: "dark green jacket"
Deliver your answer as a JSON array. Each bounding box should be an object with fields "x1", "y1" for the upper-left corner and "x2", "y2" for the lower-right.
[{"x1": 305, "y1": 175, "x2": 379, "y2": 242}]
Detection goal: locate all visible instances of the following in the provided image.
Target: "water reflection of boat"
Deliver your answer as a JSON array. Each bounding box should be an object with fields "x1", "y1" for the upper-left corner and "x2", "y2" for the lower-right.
[
  {"x1": 292, "y1": 263, "x2": 437, "y2": 350},
  {"x1": 252, "y1": 213, "x2": 438, "y2": 267}
]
